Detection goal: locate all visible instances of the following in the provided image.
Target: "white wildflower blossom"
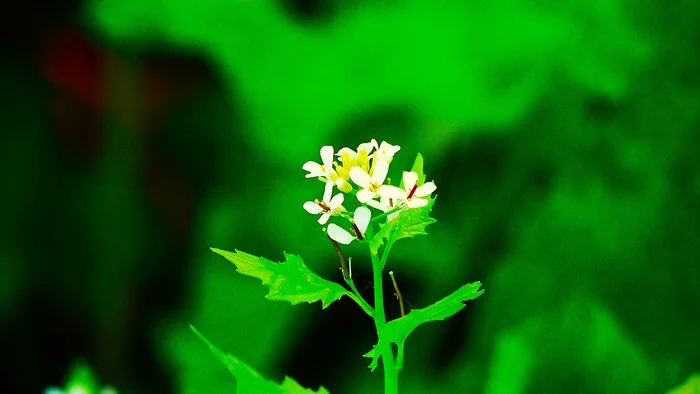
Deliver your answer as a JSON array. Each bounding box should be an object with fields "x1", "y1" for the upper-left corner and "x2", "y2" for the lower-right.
[
  {"x1": 333, "y1": 142, "x2": 374, "y2": 192},
  {"x1": 302, "y1": 145, "x2": 336, "y2": 180},
  {"x1": 371, "y1": 139, "x2": 401, "y2": 163},
  {"x1": 336, "y1": 141, "x2": 374, "y2": 163},
  {"x1": 303, "y1": 181, "x2": 345, "y2": 225},
  {"x1": 327, "y1": 206, "x2": 371, "y2": 245},
  {"x1": 349, "y1": 159, "x2": 393, "y2": 203},
  {"x1": 366, "y1": 194, "x2": 401, "y2": 221},
  {"x1": 380, "y1": 171, "x2": 436, "y2": 208}
]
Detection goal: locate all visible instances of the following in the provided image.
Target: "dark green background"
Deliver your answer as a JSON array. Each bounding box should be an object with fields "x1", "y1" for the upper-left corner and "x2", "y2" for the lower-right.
[{"x1": 1, "y1": 0, "x2": 699, "y2": 393}]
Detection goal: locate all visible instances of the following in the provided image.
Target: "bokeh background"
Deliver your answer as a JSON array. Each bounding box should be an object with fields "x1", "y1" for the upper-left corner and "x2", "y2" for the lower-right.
[{"x1": 2, "y1": 0, "x2": 699, "y2": 393}]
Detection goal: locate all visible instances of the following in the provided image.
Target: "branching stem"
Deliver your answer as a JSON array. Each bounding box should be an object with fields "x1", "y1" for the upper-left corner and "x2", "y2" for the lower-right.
[
  {"x1": 370, "y1": 206, "x2": 403, "y2": 224},
  {"x1": 367, "y1": 227, "x2": 398, "y2": 394}
]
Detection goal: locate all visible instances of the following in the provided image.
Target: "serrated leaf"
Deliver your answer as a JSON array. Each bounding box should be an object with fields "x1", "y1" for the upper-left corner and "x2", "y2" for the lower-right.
[
  {"x1": 369, "y1": 197, "x2": 437, "y2": 256},
  {"x1": 191, "y1": 326, "x2": 330, "y2": 394},
  {"x1": 211, "y1": 248, "x2": 350, "y2": 309},
  {"x1": 280, "y1": 377, "x2": 331, "y2": 394},
  {"x1": 363, "y1": 282, "x2": 484, "y2": 371}
]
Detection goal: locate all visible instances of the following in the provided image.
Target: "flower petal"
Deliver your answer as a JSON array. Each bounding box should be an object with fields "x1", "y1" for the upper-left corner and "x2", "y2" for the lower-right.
[
  {"x1": 336, "y1": 147, "x2": 355, "y2": 157},
  {"x1": 407, "y1": 198, "x2": 429, "y2": 208},
  {"x1": 349, "y1": 167, "x2": 371, "y2": 188},
  {"x1": 378, "y1": 185, "x2": 406, "y2": 200},
  {"x1": 329, "y1": 193, "x2": 344, "y2": 209},
  {"x1": 402, "y1": 171, "x2": 419, "y2": 191},
  {"x1": 354, "y1": 206, "x2": 372, "y2": 234},
  {"x1": 303, "y1": 201, "x2": 323, "y2": 214},
  {"x1": 356, "y1": 188, "x2": 376, "y2": 203},
  {"x1": 366, "y1": 198, "x2": 387, "y2": 211},
  {"x1": 380, "y1": 194, "x2": 398, "y2": 210},
  {"x1": 303, "y1": 161, "x2": 323, "y2": 177},
  {"x1": 357, "y1": 141, "x2": 374, "y2": 154},
  {"x1": 327, "y1": 224, "x2": 355, "y2": 245},
  {"x1": 371, "y1": 159, "x2": 389, "y2": 184},
  {"x1": 378, "y1": 141, "x2": 400, "y2": 157},
  {"x1": 389, "y1": 143, "x2": 401, "y2": 155},
  {"x1": 318, "y1": 212, "x2": 331, "y2": 225},
  {"x1": 322, "y1": 180, "x2": 333, "y2": 203},
  {"x1": 320, "y1": 146, "x2": 334, "y2": 169},
  {"x1": 414, "y1": 182, "x2": 437, "y2": 197}
]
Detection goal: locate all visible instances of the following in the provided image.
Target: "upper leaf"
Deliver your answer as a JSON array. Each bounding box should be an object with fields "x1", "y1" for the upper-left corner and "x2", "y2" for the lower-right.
[
  {"x1": 400, "y1": 153, "x2": 426, "y2": 189},
  {"x1": 191, "y1": 326, "x2": 330, "y2": 394},
  {"x1": 363, "y1": 282, "x2": 484, "y2": 371},
  {"x1": 371, "y1": 153, "x2": 436, "y2": 256},
  {"x1": 369, "y1": 197, "x2": 437, "y2": 256},
  {"x1": 211, "y1": 248, "x2": 350, "y2": 309}
]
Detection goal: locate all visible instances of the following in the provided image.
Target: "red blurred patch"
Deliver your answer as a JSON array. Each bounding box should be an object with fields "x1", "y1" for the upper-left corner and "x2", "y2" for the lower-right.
[{"x1": 41, "y1": 27, "x2": 103, "y2": 109}]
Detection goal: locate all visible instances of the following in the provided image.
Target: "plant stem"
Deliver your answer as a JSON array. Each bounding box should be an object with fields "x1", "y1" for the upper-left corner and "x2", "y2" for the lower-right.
[
  {"x1": 370, "y1": 246, "x2": 398, "y2": 394},
  {"x1": 389, "y1": 271, "x2": 406, "y2": 317},
  {"x1": 396, "y1": 341, "x2": 405, "y2": 372},
  {"x1": 379, "y1": 242, "x2": 393, "y2": 270},
  {"x1": 346, "y1": 278, "x2": 374, "y2": 317},
  {"x1": 370, "y1": 206, "x2": 403, "y2": 224},
  {"x1": 328, "y1": 236, "x2": 349, "y2": 280}
]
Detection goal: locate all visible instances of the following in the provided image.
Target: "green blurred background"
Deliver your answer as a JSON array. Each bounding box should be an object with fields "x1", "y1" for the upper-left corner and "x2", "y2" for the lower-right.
[{"x1": 2, "y1": 0, "x2": 699, "y2": 393}]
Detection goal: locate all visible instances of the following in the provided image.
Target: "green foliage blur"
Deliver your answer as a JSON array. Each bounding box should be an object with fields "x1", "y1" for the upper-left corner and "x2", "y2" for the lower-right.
[{"x1": 2, "y1": 0, "x2": 699, "y2": 392}]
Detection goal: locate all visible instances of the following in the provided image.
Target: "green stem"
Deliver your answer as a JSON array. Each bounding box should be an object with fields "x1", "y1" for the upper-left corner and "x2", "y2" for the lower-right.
[
  {"x1": 346, "y1": 278, "x2": 374, "y2": 318},
  {"x1": 328, "y1": 236, "x2": 373, "y2": 317},
  {"x1": 396, "y1": 341, "x2": 405, "y2": 372},
  {"x1": 379, "y1": 241, "x2": 393, "y2": 270},
  {"x1": 370, "y1": 206, "x2": 403, "y2": 224},
  {"x1": 370, "y1": 243, "x2": 398, "y2": 394}
]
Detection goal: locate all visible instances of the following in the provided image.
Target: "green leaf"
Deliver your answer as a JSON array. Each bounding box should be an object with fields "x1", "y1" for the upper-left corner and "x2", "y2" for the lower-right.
[
  {"x1": 666, "y1": 374, "x2": 700, "y2": 394},
  {"x1": 279, "y1": 377, "x2": 331, "y2": 394},
  {"x1": 191, "y1": 326, "x2": 330, "y2": 394},
  {"x1": 211, "y1": 248, "x2": 350, "y2": 309},
  {"x1": 400, "y1": 153, "x2": 426, "y2": 189},
  {"x1": 369, "y1": 197, "x2": 437, "y2": 256},
  {"x1": 363, "y1": 282, "x2": 484, "y2": 371},
  {"x1": 372, "y1": 152, "x2": 436, "y2": 256}
]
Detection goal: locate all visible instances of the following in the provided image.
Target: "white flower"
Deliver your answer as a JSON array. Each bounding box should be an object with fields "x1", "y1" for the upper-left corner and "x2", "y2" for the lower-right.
[
  {"x1": 366, "y1": 194, "x2": 401, "y2": 221},
  {"x1": 327, "y1": 206, "x2": 371, "y2": 245},
  {"x1": 349, "y1": 159, "x2": 392, "y2": 203},
  {"x1": 332, "y1": 142, "x2": 374, "y2": 192},
  {"x1": 303, "y1": 181, "x2": 345, "y2": 225},
  {"x1": 371, "y1": 139, "x2": 401, "y2": 162},
  {"x1": 302, "y1": 145, "x2": 335, "y2": 180},
  {"x1": 380, "y1": 171, "x2": 436, "y2": 208},
  {"x1": 336, "y1": 141, "x2": 374, "y2": 162}
]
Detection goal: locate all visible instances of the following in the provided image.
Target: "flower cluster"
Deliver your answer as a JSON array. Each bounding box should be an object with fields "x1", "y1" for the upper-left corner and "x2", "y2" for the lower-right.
[{"x1": 302, "y1": 139, "x2": 436, "y2": 245}]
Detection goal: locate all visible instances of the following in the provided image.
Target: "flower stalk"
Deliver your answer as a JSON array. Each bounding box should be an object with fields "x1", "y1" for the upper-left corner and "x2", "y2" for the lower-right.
[
  {"x1": 301, "y1": 139, "x2": 440, "y2": 394},
  {"x1": 199, "y1": 138, "x2": 484, "y2": 394},
  {"x1": 370, "y1": 234, "x2": 399, "y2": 394}
]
